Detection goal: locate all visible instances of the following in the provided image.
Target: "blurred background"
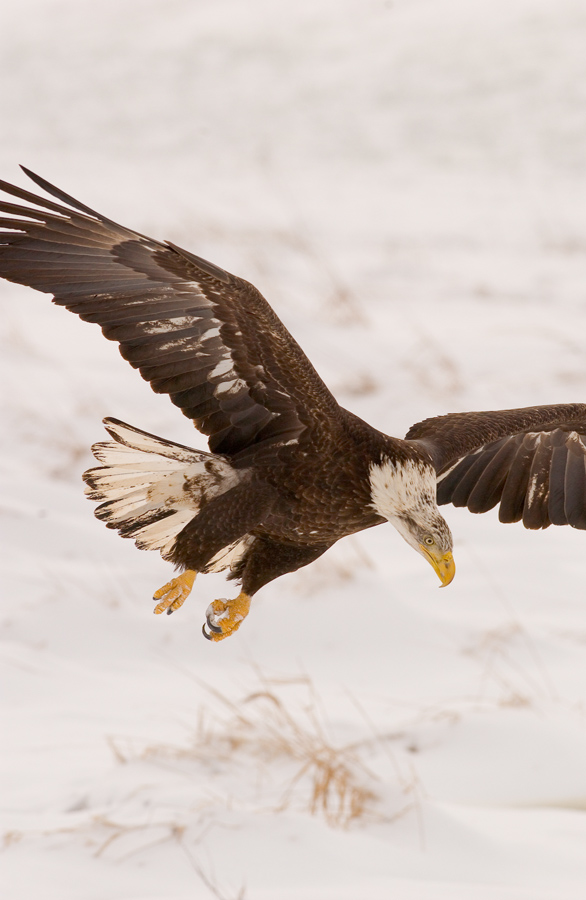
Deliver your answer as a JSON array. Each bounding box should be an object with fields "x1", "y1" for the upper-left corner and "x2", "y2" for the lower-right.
[{"x1": 2, "y1": 1, "x2": 586, "y2": 898}]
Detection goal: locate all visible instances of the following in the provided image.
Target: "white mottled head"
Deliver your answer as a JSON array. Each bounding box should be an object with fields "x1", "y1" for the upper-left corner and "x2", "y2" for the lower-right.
[{"x1": 369, "y1": 456, "x2": 455, "y2": 586}]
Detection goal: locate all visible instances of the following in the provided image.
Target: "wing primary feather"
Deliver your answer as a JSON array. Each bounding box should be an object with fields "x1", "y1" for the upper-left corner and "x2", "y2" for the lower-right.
[
  {"x1": 465, "y1": 438, "x2": 519, "y2": 514},
  {"x1": 498, "y1": 434, "x2": 539, "y2": 524},
  {"x1": 444, "y1": 439, "x2": 507, "y2": 508},
  {"x1": 522, "y1": 438, "x2": 552, "y2": 529},
  {"x1": 19, "y1": 167, "x2": 134, "y2": 230},
  {"x1": 436, "y1": 453, "x2": 481, "y2": 503},
  {"x1": 564, "y1": 436, "x2": 586, "y2": 528},
  {"x1": 548, "y1": 438, "x2": 569, "y2": 526}
]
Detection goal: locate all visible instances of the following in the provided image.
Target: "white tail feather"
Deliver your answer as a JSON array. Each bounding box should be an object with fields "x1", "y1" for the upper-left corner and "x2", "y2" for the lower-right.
[
  {"x1": 203, "y1": 535, "x2": 255, "y2": 574},
  {"x1": 83, "y1": 418, "x2": 240, "y2": 561}
]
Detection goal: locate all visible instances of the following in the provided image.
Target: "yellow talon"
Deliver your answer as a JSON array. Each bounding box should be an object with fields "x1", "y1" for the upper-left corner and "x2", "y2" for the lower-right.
[
  {"x1": 153, "y1": 569, "x2": 197, "y2": 615},
  {"x1": 203, "y1": 591, "x2": 251, "y2": 641}
]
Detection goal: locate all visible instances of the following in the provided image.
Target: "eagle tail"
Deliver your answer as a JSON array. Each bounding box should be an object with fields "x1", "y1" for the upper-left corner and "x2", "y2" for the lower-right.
[{"x1": 83, "y1": 417, "x2": 240, "y2": 560}]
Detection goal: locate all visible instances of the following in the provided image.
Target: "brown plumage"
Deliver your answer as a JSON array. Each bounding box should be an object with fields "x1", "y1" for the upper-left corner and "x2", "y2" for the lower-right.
[
  {"x1": 407, "y1": 407, "x2": 586, "y2": 528},
  {"x1": 1, "y1": 167, "x2": 585, "y2": 641}
]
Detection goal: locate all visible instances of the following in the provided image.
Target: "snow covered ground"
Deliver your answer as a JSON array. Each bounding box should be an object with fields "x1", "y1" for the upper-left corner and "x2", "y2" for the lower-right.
[{"x1": 2, "y1": 0, "x2": 586, "y2": 897}]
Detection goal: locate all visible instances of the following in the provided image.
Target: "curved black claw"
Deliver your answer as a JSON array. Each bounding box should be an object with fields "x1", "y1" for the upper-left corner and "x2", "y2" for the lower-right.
[
  {"x1": 205, "y1": 610, "x2": 223, "y2": 634},
  {"x1": 202, "y1": 623, "x2": 213, "y2": 640}
]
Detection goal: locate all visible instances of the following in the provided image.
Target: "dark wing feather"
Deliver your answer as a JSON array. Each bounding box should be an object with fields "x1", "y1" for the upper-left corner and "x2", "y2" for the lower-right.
[
  {"x1": 0, "y1": 168, "x2": 340, "y2": 458},
  {"x1": 465, "y1": 437, "x2": 520, "y2": 514},
  {"x1": 564, "y1": 437, "x2": 586, "y2": 528},
  {"x1": 498, "y1": 434, "x2": 538, "y2": 524},
  {"x1": 408, "y1": 406, "x2": 586, "y2": 530}
]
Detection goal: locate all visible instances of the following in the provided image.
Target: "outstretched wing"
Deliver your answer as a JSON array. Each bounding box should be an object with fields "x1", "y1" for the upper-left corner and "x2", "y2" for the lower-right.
[
  {"x1": 406, "y1": 404, "x2": 586, "y2": 529},
  {"x1": 0, "y1": 168, "x2": 340, "y2": 458}
]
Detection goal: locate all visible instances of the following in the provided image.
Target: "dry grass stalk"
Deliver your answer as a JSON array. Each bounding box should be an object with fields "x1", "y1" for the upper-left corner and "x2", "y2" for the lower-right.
[
  {"x1": 28, "y1": 813, "x2": 244, "y2": 900},
  {"x1": 110, "y1": 674, "x2": 379, "y2": 829}
]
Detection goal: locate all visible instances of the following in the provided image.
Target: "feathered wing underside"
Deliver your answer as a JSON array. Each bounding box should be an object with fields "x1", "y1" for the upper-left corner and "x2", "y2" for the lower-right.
[
  {"x1": 406, "y1": 404, "x2": 586, "y2": 529},
  {"x1": 0, "y1": 168, "x2": 340, "y2": 458}
]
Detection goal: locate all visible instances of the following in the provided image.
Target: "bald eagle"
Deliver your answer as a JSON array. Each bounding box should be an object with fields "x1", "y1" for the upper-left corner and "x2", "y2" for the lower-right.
[{"x1": 1, "y1": 169, "x2": 586, "y2": 642}]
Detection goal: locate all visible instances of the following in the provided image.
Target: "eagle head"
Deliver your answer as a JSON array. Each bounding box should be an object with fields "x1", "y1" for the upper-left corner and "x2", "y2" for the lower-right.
[{"x1": 369, "y1": 455, "x2": 455, "y2": 586}]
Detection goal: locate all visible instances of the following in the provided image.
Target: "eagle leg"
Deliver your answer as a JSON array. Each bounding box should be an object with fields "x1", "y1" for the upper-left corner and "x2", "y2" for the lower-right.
[
  {"x1": 202, "y1": 592, "x2": 252, "y2": 642},
  {"x1": 153, "y1": 569, "x2": 197, "y2": 615}
]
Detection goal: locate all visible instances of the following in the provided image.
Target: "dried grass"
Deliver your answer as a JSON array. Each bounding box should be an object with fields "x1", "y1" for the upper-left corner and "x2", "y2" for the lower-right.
[
  {"x1": 34, "y1": 814, "x2": 245, "y2": 900},
  {"x1": 110, "y1": 672, "x2": 379, "y2": 829}
]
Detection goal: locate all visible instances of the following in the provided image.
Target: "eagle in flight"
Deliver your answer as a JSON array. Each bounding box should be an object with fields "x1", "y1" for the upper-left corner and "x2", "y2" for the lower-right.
[{"x1": 1, "y1": 168, "x2": 586, "y2": 641}]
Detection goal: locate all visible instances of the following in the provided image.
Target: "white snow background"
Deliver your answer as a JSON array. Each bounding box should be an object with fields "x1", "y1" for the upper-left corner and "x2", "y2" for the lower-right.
[{"x1": 1, "y1": 1, "x2": 586, "y2": 897}]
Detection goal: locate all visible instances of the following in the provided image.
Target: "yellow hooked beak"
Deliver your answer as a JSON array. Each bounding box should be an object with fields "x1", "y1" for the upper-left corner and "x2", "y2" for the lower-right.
[{"x1": 419, "y1": 547, "x2": 456, "y2": 587}]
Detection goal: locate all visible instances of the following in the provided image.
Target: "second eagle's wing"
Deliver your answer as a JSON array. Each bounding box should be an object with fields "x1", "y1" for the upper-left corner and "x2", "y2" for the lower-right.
[
  {"x1": 0, "y1": 169, "x2": 340, "y2": 459},
  {"x1": 406, "y1": 404, "x2": 586, "y2": 528}
]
